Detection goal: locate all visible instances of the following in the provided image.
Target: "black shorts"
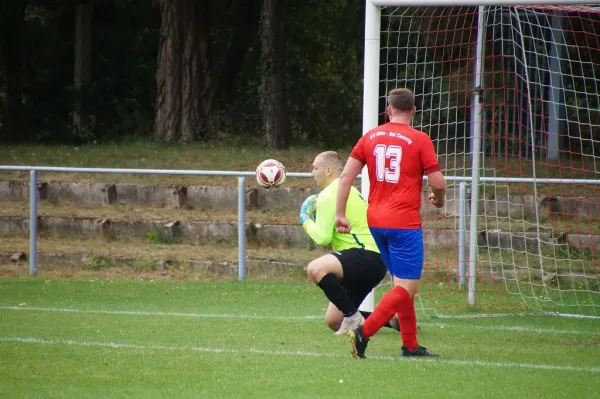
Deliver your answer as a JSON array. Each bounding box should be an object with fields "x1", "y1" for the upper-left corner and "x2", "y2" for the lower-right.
[{"x1": 331, "y1": 248, "x2": 388, "y2": 309}]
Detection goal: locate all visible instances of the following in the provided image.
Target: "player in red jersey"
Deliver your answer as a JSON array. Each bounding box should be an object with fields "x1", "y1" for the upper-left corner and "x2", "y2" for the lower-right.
[{"x1": 335, "y1": 88, "x2": 447, "y2": 358}]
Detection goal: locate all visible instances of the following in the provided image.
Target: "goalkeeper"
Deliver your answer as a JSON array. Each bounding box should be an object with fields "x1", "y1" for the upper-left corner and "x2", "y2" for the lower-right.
[{"x1": 300, "y1": 151, "x2": 398, "y2": 335}]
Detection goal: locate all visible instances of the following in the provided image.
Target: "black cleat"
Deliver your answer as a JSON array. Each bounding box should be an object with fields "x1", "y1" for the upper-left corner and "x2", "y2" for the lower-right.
[
  {"x1": 348, "y1": 325, "x2": 369, "y2": 359},
  {"x1": 401, "y1": 345, "x2": 440, "y2": 358}
]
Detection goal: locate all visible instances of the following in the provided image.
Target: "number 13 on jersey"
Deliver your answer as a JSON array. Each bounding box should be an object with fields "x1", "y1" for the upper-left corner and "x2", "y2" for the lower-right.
[{"x1": 374, "y1": 144, "x2": 402, "y2": 183}]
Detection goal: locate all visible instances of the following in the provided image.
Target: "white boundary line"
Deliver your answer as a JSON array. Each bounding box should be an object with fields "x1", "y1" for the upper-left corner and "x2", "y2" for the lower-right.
[
  {"x1": 1, "y1": 336, "x2": 599, "y2": 374},
  {"x1": 432, "y1": 312, "x2": 600, "y2": 320},
  {"x1": 1, "y1": 305, "x2": 599, "y2": 336},
  {"x1": 0, "y1": 305, "x2": 321, "y2": 320}
]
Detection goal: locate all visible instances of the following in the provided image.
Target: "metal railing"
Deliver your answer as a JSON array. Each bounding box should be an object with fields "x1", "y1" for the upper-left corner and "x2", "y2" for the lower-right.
[
  {"x1": 0, "y1": 166, "x2": 314, "y2": 281},
  {"x1": 1, "y1": 164, "x2": 600, "y2": 306}
]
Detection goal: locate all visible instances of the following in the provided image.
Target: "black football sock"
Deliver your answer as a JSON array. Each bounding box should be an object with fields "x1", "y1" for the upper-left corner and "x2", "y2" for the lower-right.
[
  {"x1": 360, "y1": 310, "x2": 395, "y2": 329},
  {"x1": 316, "y1": 273, "x2": 357, "y2": 317}
]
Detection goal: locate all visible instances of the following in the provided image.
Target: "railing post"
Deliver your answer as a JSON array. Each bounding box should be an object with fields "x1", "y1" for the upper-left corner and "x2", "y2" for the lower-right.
[
  {"x1": 29, "y1": 170, "x2": 38, "y2": 277},
  {"x1": 458, "y1": 181, "x2": 467, "y2": 287},
  {"x1": 237, "y1": 176, "x2": 246, "y2": 281}
]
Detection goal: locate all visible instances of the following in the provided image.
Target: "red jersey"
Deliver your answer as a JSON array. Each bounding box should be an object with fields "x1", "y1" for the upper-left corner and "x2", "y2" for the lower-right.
[{"x1": 350, "y1": 122, "x2": 440, "y2": 229}]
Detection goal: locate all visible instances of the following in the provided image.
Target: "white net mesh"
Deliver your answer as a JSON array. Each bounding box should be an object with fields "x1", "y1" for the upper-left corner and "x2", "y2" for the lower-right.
[{"x1": 377, "y1": 5, "x2": 600, "y2": 317}]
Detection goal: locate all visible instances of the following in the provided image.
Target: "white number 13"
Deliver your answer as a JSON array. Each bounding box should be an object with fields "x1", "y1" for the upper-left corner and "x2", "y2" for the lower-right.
[{"x1": 374, "y1": 144, "x2": 402, "y2": 183}]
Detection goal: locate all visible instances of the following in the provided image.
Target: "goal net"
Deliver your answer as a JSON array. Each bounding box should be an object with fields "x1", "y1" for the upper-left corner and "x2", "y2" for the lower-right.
[{"x1": 373, "y1": 3, "x2": 600, "y2": 317}]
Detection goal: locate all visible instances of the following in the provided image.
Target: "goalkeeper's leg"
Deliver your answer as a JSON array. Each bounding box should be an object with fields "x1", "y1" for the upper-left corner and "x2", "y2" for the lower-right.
[
  {"x1": 345, "y1": 252, "x2": 399, "y2": 331},
  {"x1": 306, "y1": 254, "x2": 364, "y2": 334},
  {"x1": 335, "y1": 248, "x2": 391, "y2": 334}
]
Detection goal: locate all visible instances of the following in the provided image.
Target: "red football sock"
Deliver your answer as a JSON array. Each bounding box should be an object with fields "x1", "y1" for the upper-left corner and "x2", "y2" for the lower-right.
[
  {"x1": 398, "y1": 297, "x2": 418, "y2": 352},
  {"x1": 362, "y1": 286, "x2": 410, "y2": 338}
]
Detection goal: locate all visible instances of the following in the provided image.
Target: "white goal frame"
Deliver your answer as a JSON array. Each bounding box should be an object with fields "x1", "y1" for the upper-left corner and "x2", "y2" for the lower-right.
[{"x1": 359, "y1": 0, "x2": 600, "y2": 312}]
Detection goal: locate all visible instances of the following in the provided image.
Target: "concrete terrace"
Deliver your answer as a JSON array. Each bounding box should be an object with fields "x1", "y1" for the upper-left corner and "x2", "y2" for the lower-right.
[{"x1": 0, "y1": 178, "x2": 599, "y2": 281}]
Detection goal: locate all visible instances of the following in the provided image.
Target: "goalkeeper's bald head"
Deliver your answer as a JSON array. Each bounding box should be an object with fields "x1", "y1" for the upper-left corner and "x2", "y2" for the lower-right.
[
  {"x1": 312, "y1": 151, "x2": 344, "y2": 189},
  {"x1": 316, "y1": 151, "x2": 344, "y2": 175}
]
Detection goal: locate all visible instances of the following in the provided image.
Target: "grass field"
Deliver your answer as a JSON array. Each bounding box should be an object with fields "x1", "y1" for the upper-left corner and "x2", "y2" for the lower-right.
[
  {"x1": 1, "y1": 142, "x2": 599, "y2": 194},
  {"x1": 1, "y1": 142, "x2": 599, "y2": 396},
  {"x1": 0, "y1": 278, "x2": 598, "y2": 398},
  {"x1": 0, "y1": 142, "x2": 324, "y2": 187}
]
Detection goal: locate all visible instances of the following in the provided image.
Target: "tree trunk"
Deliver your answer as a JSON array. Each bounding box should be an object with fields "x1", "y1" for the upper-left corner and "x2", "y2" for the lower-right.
[
  {"x1": 154, "y1": 0, "x2": 213, "y2": 142},
  {"x1": 0, "y1": 1, "x2": 28, "y2": 139},
  {"x1": 261, "y1": 0, "x2": 290, "y2": 149},
  {"x1": 73, "y1": 4, "x2": 93, "y2": 138},
  {"x1": 0, "y1": 41, "x2": 6, "y2": 133}
]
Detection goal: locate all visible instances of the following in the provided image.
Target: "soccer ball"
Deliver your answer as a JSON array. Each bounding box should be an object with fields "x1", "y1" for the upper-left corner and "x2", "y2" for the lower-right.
[{"x1": 256, "y1": 159, "x2": 286, "y2": 188}]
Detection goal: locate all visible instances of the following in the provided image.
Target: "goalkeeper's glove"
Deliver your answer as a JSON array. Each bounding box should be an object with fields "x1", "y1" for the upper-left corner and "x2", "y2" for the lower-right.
[{"x1": 299, "y1": 194, "x2": 318, "y2": 224}]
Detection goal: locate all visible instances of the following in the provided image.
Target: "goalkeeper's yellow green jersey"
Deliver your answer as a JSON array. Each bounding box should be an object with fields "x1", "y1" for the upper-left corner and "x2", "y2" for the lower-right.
[{"x1": 302, "y1": 178, "x2": 379, "y2": 253}]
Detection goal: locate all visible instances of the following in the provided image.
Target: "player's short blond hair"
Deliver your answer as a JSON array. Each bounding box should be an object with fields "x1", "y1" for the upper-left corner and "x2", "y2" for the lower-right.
[
  {"x1": 388, "y1": 88, "x2": 415, "y2": 112},
  {"x1": 316, "y1": 151, "x2": 344, "y2": 174}
]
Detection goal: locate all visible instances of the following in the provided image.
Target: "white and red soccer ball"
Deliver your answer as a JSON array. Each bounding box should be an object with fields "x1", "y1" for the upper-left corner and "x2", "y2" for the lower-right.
[{"x1": 256, "y1": 159, "x2": 286, "y2": 188}]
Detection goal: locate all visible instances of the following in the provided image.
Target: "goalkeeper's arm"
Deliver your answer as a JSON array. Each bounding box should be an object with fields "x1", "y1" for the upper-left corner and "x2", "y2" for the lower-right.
[{"x1": 302, "y1": 194, "x2": 335, "y2": 247}]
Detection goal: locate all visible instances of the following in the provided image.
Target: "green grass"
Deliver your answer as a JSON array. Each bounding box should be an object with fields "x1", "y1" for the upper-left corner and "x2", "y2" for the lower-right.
[
  {"x1": 1, "y1": 234, "x2": 598, "y2": 314},
  {"x1": 0, "y1": 278, "x2": 598, "y2": 398},
  {"x1": 2, "y1": 233, "x2": 598, "y2": 282},
  {"x1": 1, "y1": 142, "x2": 599, "y2": 194},
  {"x1": 0, "y1": 142, "x2": 329, "y2": 187}
]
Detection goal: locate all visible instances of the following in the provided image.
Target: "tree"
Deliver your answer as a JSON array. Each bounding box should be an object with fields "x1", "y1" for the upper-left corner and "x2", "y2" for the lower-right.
[
  {"x1": 154, "y1": 0, "x2": 261, "y2": 143},
  {"x1": 260, "y1": 0, "x2": 290, "y2": 149},
  {"x1": 73, "y1": 4, "x2": 94, "y2": 137},
  {"x1": 154, "y1": 0, "x2": 207, "y2": 142},
  {"x1": 0, "y1": 1, "x2": 29, "y2": 139}
]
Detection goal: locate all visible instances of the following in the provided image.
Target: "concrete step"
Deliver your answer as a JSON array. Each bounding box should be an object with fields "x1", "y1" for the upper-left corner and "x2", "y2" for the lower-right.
[
  {"x1": 2, "y1": 199, "x2": 596, "y2": 235},
  {"x1": 0, "y1": 179, "x2": 318, "y2": 212},
  {"x1": 2, "y1": 179, "x2": 599, "y2": 218},
  {"x1": 0, "y1": 200, "x2": 300, "y2": 225},
  {"x1": 1, "y1": 213, "x2": 599, "y2": 254},
  {"x1": 0, "y1": 236, "x2": 328, "y2": 279},
  {"x1": 1, "y1": 237, "x2": 593, "y2": 283}
]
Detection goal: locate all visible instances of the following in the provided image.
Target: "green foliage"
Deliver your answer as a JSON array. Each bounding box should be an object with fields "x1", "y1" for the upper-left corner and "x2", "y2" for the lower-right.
[
  {"x1": 79, "y1": 1, "x2": 160, "y2": 141},
  {"x1": 1, "y1": 1, "x2": 598, "y2": 150},
  {"x1": 0, "y1": 0, "x2": 368, "y2": 146},
  {"x1": 132, "y1": 258, "x2": 156, "y2": 271},
  {"x1": 0, "y1": 0, "x2": 159, "y2": 143},
  {"x1": 146, "y1": 230, "x2": 177, "y2": 245},
  {"x1": 83, "y1": 255, "x2": 107, "y2": 270},
  {"x1": 285, "y1": 1, "x2": 364, "y2": 146}
]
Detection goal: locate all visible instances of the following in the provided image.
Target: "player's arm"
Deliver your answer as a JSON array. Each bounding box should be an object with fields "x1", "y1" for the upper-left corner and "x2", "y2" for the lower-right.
[
  {"x1": 302, "y1": 194, "x2": 335, "y2": 246},
  {"x1": 335, "y1": 156, "x2": 364, "y2": 233},
  {"x1": 428, "y1": 171, "x2": 446, "y2": 207},
  {"x1": 421, "y1": 135, "x2": 446, "y2": 208}
]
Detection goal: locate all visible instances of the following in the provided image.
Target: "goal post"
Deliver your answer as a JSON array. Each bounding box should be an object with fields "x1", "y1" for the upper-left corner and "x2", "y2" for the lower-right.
[
  {"x1": 363, "y1": 0, "x2": 600, "y2": 317},
  {"x1": 357, "y1": 0, "x2": 382, "y2": 313}
]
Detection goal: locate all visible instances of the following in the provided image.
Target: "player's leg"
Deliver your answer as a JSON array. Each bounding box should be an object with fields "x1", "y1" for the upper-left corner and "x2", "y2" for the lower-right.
[
  {"x1": 306, "y1": 254, "x2": 343, "y2": 282},
  {"x1": 342, "y1": 248, "x2": 399, "y2": 331},
  {"x1": 306, "y1": 253, "x2": 362, "y2": 331},
  {"x1": 328, "y1": 249, "x2": 390, "y2": 335},
  {"x1": 352, "y1": 228, "x2": 437, "y2": 357},
  {"x1": 387, "y1": 229, "x2": 437, "y2": 357},
  {"x1": 354, "y1": 228, "x2": 398, "y2": 339},
  {"x1": 347, "y1": 229, "x2": 390, "y2": 358},
  {"x1": 324, "y1": 302, "x2": 344, "y2": 331},
  {"x1": 359, "y1": 311, "x2": 399, "y2": 331},
  {"x1": 322, "y1": 301, "x2": 398, "y2": 332}
]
